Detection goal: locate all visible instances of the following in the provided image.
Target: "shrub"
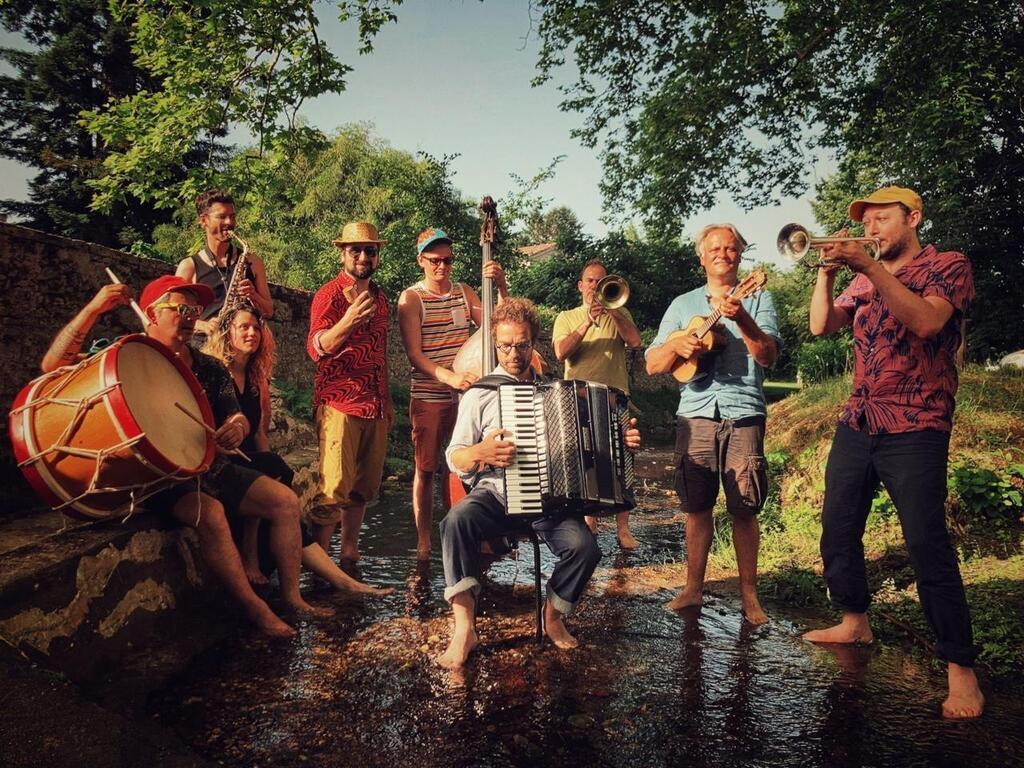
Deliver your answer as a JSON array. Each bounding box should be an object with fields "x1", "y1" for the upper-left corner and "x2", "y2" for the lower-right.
[{"x1": 796, "y1": 335, "x2": 851, "y2": 383}]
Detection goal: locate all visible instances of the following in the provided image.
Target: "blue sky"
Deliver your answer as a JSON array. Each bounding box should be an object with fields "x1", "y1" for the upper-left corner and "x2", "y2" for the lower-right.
[{"x1": 1, "y1": 0, "x2": 836, "y2": 268}]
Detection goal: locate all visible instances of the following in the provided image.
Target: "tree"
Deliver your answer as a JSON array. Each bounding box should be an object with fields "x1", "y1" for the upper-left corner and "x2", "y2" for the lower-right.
[
  {"x1": 533, "y1": 0, "x2": 1024, "y2": 357},
  {"x1": 0, "y1": 0, "x2": 203, "y2": 245},
  {"x1": 511, "y1": 228, "x2": 703, "y2": 333},
  {"x1": 525, "y1": 205, "x2": 582, "y2": 243},
  {"x1": 151, "y1": 124, "x2": 479, "y2": 298},
  {"x1": 82, "y1": 0, "x2": 404, "y2": 213}
]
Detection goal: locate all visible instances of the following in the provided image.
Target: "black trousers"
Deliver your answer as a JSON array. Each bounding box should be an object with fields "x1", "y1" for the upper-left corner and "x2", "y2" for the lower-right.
[{"x1": 820, "y1": 424, "x2": 976, "y2": 666}]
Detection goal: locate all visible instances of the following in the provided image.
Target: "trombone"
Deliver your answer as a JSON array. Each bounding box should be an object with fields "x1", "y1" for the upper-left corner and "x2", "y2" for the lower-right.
[
  {"x1": 776, "y1": 223, "x2": 880, "y2": 270},
  {"x1": 595, "y1": 274, "x2": 629, "y2": 309}
]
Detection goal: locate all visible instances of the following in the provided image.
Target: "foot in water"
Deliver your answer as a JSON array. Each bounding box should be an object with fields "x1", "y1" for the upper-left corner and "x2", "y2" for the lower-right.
[
  {"x1": 942, "y1": 663, "x2": 985, "y2": 719},
  {"x1": 617, "y1": 527, "x2": 639, "y2": 550},
  {"x1": 741, "y1": 591, "x2": 769, "y2": 626},
  {"x1": 802, "y1": 613, "x2": 873, "y2": 645},
  {"x1": 666, "y1": 586, "x2": 703, "y2": 611},
  {"x1": 544, "y1": 601, "x2": 579, "y2": 649},
  {"x1": 282, "y1": 597, "x2": 335, "y2": 619},
  {"x1": 437, "y1": 628, "x2": 479, "y2": 669},
  {"x1": 250, "y1": 607, "x2": 296, "y2": 638}
]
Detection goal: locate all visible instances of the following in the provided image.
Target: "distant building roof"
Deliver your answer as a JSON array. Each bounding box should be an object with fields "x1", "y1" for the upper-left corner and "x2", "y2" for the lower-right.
[{"x1": 517, "y1": 242, "x2": 558, "y2": 263}]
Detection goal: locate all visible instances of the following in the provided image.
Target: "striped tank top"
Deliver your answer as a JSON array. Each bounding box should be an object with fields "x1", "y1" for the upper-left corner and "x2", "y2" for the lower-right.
[{"x1": 410, "y1": 281, "x2": 472, "y2": 402}]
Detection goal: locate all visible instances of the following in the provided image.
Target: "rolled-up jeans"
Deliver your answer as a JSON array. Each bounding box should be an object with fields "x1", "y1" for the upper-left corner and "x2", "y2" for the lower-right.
[{"x1": 440, "y1": 486, "x2": 602, "y2": 616}]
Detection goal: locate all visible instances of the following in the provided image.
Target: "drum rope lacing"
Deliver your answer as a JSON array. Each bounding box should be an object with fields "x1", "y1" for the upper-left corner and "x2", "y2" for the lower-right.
[{"x1": 12, "y1": 359, "x2": 199, "y2": 520}]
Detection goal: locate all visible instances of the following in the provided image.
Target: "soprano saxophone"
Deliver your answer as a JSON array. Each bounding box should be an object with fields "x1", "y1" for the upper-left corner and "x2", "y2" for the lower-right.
[{"x1": 219, "y1": 229, "x2": 252, "y2": 318}]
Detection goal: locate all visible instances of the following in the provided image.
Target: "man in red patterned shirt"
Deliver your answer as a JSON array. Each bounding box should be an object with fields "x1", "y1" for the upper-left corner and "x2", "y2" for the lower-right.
[
  {"x1": 804, "y1": 186, "x2": 984, "y2": 719},
  {"x1": 307, "y1": 222, "x2": 394, "y2": 563}
]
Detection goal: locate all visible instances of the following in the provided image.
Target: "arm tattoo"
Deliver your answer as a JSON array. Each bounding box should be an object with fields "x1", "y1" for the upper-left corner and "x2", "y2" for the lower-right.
[{"x1": 53, "y1": 324, "x2": 87, "y2": 365}]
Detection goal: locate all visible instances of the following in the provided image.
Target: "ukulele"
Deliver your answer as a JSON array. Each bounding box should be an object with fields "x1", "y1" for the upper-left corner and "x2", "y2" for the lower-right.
[{"x1": 666, "y1": 270, "x2": 768, "y2": 383}]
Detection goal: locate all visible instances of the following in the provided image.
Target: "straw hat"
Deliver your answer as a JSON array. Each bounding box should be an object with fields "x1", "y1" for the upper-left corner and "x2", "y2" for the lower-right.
[{"x1": 332, "y1": 221, "x2": 387, "y2": 247}]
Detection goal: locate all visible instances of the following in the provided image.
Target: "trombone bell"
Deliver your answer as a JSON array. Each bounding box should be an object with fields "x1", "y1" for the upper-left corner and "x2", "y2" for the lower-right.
[{"x1": 595, "y1": 274, "x2": 629, "y2": 310}]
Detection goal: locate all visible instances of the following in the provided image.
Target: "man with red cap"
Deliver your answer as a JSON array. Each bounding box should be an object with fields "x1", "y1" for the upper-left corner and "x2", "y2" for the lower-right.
[
  {"x1": 805, "y1": 186, "x2": 984, "y2": 719},
  {"x1": 42, "y1": 274, "x2": 327, "y2": 638}
]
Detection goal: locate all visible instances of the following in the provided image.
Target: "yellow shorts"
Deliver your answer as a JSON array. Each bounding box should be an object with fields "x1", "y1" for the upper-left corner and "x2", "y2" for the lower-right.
[{"x1": 308, "y1": 406, "x2": 388, "y2": 526}]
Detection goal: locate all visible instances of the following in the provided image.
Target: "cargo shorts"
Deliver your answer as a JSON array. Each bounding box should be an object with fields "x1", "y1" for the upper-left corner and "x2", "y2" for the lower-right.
[{"x1": 673, "y1": 415, "x2": 769, "y2": 516}]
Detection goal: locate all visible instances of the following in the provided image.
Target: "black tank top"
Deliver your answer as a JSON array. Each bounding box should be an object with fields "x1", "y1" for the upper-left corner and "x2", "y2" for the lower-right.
[
  {"x1": 233, "y1": 377, "x2": 262, "y2": 455},
  {"x1": 191, "y1": 245, "x2": 255, "y2": 320}
]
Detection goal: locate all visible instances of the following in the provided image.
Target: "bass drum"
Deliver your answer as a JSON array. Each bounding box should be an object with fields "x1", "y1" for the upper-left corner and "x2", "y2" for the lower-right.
[{"x1": 9, "y1": 334, "x2": 215, "y2": 520}]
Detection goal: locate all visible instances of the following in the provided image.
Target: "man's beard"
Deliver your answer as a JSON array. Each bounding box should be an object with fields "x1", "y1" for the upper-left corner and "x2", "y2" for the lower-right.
[{"x1": 347, "y1": 263, "x2": 376, "y2": 280}]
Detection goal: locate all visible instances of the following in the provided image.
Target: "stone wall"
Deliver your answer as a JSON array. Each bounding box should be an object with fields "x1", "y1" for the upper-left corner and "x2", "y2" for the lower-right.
[{"x1": 0, "y1": 222, "x2": 673, "y2": 512}]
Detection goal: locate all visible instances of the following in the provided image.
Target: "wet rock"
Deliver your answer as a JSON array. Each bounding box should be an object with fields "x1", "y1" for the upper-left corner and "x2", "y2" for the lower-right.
[{"x1": 568, "y1": 713, "x2": 596, "y2": 729}]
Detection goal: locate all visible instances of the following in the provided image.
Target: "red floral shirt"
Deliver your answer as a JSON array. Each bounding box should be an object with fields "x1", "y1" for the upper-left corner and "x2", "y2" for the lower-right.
[
  {"x1": 307, "y1": 273, "x2": 390, "y2": 419},
  {"x1": 835, "y1": 245, "x2": 974, "y2": 434}
]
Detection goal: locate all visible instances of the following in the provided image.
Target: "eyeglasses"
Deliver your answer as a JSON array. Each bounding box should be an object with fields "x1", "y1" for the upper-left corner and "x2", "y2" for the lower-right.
[
  {"x1": 495, "y1": 341, "x2": 534, "y2": 355},
  {"x1": 422, "y1": 255, "x2": 454, "y2": 267},
  {"x1": 152, "y1": 302, "x2": 202, "y2": 319},
  {"x1": 345, "y1": 245, "x2": 379, "y2": 257}
]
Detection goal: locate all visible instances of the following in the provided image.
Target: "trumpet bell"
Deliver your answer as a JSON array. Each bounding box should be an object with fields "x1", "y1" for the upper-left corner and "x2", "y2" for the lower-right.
[
  {"x1": 595, "y1": 274, "x2": 629, "y2": 310},
  {"x1": 777, "y1": 223, "x2": 812, "y2": 262}
]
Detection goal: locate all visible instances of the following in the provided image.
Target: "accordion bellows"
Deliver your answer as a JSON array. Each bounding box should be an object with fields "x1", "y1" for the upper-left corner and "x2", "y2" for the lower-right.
[{"x1": 498, "y1": 379, "x2": 636, "y2": 517}]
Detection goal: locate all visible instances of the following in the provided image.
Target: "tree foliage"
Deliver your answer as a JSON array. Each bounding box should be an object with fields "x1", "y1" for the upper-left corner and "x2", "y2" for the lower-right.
[
  {"x1": 534, "y1": 0, "x2": 1024, "y2": 357},
  {"x1": 0, "y1": 0, "x2": 200, "y2": 245},
  {"x1": 83, "y1": 0, "x2": 404, "y2": 212},
  {"x1": 151, "y1": 124, "x2": 480, "y2": 297},
  {"x1": 511, "y1": 228, "x2": 703, "y2": 332}
]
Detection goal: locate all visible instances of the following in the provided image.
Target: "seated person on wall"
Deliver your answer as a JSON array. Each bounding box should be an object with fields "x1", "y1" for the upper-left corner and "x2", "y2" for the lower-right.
[
  {"x1": 437, "y1": 298, "x2": 642, "y2": 669},
  {"x1": 201, "y1": 304, "x2": 393, "y2": 597},
  {"x1": 41, "y1": 276, "x2": 330, "y2": 638}
]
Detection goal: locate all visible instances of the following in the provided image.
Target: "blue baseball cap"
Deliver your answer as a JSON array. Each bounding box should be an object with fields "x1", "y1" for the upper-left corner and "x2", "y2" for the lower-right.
[{"x1": 416, "y1": 227, "x2": 452, "y2": 255}]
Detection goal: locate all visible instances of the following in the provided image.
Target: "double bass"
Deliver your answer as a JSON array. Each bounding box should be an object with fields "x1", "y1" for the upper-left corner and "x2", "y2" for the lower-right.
[{"x1": 447, "y1": 197, "x2": 500, "y2": 504}]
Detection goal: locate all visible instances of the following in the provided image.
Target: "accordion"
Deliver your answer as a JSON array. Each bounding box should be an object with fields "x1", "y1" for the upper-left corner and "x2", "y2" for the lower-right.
[{"x1": 498, "y1": 379, "x2": 636, "y2": 517}]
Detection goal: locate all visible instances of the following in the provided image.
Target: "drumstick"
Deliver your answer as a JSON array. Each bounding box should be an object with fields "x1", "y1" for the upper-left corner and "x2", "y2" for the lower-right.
[
  {"x1": 104, "y1": 267, "x2": 150, "y2": 329},
  {"x1": 174, "y1": 402, "x2": 252, "y2": 463}
]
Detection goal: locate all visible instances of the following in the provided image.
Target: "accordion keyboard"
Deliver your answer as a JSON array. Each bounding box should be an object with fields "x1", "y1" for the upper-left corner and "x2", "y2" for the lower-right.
[{"x1": 498, "y1": 383, "x2": 548, "y2": 516}]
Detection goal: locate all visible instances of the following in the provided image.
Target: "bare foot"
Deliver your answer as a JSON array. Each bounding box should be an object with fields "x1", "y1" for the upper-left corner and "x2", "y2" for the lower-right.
[
  {"x1": 741, "y1": 593, "x2": 769, "y2": 626},
  {"x1": 544, "y1": 602, "x2": 579, "y2": 649},
  {"x1": 283, "y1": 597, "x2": 336, "y2": 619},
  {"x1": 617, "y1": 528, "x2": 639, "y2": 550},
  {"x1": 803, "y1": 613, "x2": 873, "y2": 645},
  {"x1": 437, "y1": 629, "x2": 479, "y2": 669},
  {"x1": 666, "y1": 587, "x2": 703, "y2": 611},
  {"x1": 339, "y1": 547, "x2": 361, "y2": 564},
  {"x1": 942, "y1": 664, "x2": 985, "y2": 719},
  {"x1": 251, "y1": 610, "x2": 297, "y2": 638},
  {"x1": 585, "y1": 515, "x2": 599, "y2": 535},
  {"x1": 243, "y1": 559, "x2": 269, "y2": 587}
]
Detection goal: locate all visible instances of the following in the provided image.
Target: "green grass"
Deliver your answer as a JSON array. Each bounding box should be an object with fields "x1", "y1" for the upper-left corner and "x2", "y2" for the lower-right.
[{"x1": 710, "y1": 368, "x2": 1024, "y2": 676}]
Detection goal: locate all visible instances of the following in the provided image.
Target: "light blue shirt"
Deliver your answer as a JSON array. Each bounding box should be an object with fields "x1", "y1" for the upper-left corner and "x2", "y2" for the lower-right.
[{"x1": 646, "y1": 285, "x2": 781, "y2": 419}]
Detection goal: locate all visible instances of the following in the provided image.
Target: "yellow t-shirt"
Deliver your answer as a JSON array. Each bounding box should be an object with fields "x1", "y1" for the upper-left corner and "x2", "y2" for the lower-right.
[{"x1": 552, "y1": 305, "x2": 633, "y2": 393}]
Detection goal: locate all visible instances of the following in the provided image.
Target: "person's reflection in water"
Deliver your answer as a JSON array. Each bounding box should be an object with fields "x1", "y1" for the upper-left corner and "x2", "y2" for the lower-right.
[
  {"x1": 719, "y1": 621, "x2": 768, "y2": 765},
  {"x1": 813, "y1": 641, "x2": 872, "y2": 766},
  {"x1": 664, "y1": 605, "x2": 710, "y2": 767},
  {"x1": 405, "y1": 559, "x2": 434, "y2": 620}
]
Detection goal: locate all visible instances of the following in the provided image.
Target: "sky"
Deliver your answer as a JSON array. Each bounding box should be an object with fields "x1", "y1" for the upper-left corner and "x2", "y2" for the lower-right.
[{"x1": 0, "y1": 0, "x2": 838, "y2": 268}]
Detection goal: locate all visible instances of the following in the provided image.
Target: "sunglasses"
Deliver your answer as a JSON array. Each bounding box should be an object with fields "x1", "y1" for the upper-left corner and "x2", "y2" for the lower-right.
[
  {"x1": 152, "y1": 302, "x2": 202, "y2": 319},
  {"x1": 495, "y1": 341, "x2": 534, "y2": 355},
  {"x1": 422, "y1": 255, "x2": 455, "y2": 267},
  {"x1": 345, "y1": 245, "x2": 379, "y2": 257}
]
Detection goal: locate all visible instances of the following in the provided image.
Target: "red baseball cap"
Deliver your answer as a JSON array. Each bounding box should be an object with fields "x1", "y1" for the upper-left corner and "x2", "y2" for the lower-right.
[{"x1": 139, "y1": 275, "x2": 215, "y2": 312}]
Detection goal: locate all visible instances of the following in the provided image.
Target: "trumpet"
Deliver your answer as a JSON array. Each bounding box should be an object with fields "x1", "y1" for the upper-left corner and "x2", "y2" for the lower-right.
[
  {"x1": 776, "y1": 223, "x2": 881, "y2": 269},
  {"x1": 595, "y1": 274, "x2": 629, "y2": 310}
]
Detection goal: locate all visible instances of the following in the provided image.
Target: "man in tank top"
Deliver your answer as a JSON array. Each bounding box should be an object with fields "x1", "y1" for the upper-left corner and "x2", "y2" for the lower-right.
[
  {"x1": 397, "y1": 227, "x2": 509, "y2": 559},
  {"x1": 175, "y1": 189, "x2": 274, "y2": 340}
]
